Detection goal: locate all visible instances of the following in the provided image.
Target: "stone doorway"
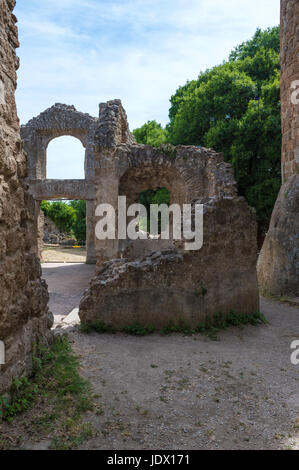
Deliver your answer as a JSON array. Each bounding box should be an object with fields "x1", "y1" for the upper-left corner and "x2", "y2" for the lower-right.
[{"x1": 40, "y1": 199, "x2": 88, "y2": 264}]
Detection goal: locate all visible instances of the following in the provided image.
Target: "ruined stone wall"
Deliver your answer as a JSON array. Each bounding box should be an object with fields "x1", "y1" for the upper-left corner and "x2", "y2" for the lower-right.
[
  {"x1": 79, "y1": 98, "x2": 260, "y2": 326},
  {"x1": 80, "y1": 140, "x2": 259, "y2": 327},
  {"x1": 281, "y1": 0, "x2": 299, "y2": 180},
  {"x1": 80, "y1": 195, "x2": 259, "y2": 328},
  {"x1": 21, "y1": 103, "x2": 99, "y2": 264},
  {"x1": 0, "y1": 0, "x2": 53, "y2": 393},
  {"x1": 257, "y1": 0, "x2": 299, "y2": 297}
]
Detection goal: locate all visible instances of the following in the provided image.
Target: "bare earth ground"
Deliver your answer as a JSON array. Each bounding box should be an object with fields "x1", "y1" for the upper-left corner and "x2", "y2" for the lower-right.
[
  {"x1": 41, "y1": 263, "x2": 299, "y2": 450},
  {"x1": 1, "y1": 264, "x2": 297, "y2": 450},
  {"x1": 42, "y1": 246, "x2": 87, "y2": 263}
]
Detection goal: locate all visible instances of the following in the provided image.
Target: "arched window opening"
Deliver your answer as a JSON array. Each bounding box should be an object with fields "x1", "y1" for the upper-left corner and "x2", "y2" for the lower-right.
[{"x1": 46, "y1": 136, "x2": 85, "y2": 180}]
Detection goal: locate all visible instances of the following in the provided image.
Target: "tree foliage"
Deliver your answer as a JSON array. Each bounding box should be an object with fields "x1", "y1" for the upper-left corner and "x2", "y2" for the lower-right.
[
  {"x1": 69, "y1": 200, "x2": 86, "y2": 244},
  {"x1": 41, "y1": 201, "x2": 77, "y2": 234},
  {"x1": 133, "y1": 120, "x2": 168, "y2": 147},
  {"x1": 41, "y1": 200, "x2": 87, "y2": 244},
  {"x1": 166, "y1": 26, "x2": 281, "y2": 232}
]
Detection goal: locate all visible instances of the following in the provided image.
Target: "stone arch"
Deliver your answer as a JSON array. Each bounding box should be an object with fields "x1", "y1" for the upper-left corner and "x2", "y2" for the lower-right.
[
  {"x1": 20, "y1": 103, "x2": 98, "y2": 264},
  {"x1": 115, "y1": 144, "x2": 237, "y2": 205},
  {"x1": 21, "y1": 103, "x2": 98, "y2": 181},
  {"x1": 118, "y1": 164, "x2": 185, "y2": 259},
  {"x1": 119, "y1": 163, "x2": 188, "y2": 207}
]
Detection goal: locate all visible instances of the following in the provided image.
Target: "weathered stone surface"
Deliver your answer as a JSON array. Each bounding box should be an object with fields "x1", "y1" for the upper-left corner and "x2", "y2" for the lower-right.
[
  {"x1": 20, "y1": 103, "x2": 98, "y2": 264},
  {"x1": 0, "y1": 0, "x2": 53, "y2": 393},
  {"x1": 258, "y1": 0, "x2": 299, "y2": 297},
  {"x1": 21, "y1": 100, "x2": 135, "y2": 265},
  {"x1": 73, "y1": 94, "x2": 260, "y2": 327},
  {"x1": 80, "y1": 196, "x2": 259, "y2": 327},
  {"x1": 97, "y1": 100, "x2": 136, "y2": 148},
  {"x1": 80, "y1": 138, "x2": 259, "y2": 327},
  {"x1": 94, "y1": 143, "x2": 238, "y2": 266},
  {"x1": 21, "y1": 103, "x2": 98, "y2": 181},
  {"x1": 257, "y1": 175, "x2": 299, "y2": 296},
  {"x1": 43, "y1": 215, "x2": 72, "y2": 245},
  {"x1": 280, "y1": 0, "x2": 299, "y2": 181}
]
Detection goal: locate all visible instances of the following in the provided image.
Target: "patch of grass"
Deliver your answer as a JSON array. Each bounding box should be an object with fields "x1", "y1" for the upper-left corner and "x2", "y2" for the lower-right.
[
  {"x1": 0, "y1": 336, "x2": 94, "y2": 450},
  {"x1": 80, "y1": 320, "x2": 116, "y2": 334},
  {"x1": 0, "y1": 378, "x2": 38, "y2": 422},
  {"x1": 120, "y1": 321, "x2": 154, "y2": 336},
  {"x1": 195, "y1": 311, "x2": 267, "y2": 340},
  {"x1": 161, "y1": 318, "x2": 197, "y2": 335},
  {"x1": 80, "y1": 311, "x2": 267, "y2": 341},
  {"x1": 50, "y1": 422, "x2": 94, "y2": 450},
  {"x1": 162, "y1": 311, "x2": 267, "y2": 340},
  {"x1": 80, "y1": 320, "x2": 154, "y2": 336}
]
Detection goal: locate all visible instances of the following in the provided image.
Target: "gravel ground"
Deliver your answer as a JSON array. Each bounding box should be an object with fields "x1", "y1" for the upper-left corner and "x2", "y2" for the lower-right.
[{"x1": 43, "y1": 263, "x2": 299, "y2": 450}]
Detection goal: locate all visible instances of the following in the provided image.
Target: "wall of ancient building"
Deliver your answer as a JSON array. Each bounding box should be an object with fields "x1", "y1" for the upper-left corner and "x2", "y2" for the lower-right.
[
  {"x1": 280, "y1": 0, "x2": 299, "y2": 181},
  {"x1": 80, "y1": 138, "x2": 260, "y2": 327},
  {"x1": 257, "y1": 0, "x2": 299, "y2": 297},
  {"x1": 80, "y1": 194, "x2": 260, "y2": 328},
  {"x1": 0, "y1": 0, "x2": 53, "y2": 393}
]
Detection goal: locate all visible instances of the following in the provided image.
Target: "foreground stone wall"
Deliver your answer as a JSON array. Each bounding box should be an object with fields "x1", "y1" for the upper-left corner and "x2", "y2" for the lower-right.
[
  {"x1": 80, "y1": 140, "x2": 260, "y2": 327},
  {"x1": 257, "y1": 0, "x2": 299, "y2": 297},
  {"x1": 0, "y1": 0, "x2": 52, "y2": 393},
  {"x1": 80, "y1": 195, "x2": 259, "y2": 328}
]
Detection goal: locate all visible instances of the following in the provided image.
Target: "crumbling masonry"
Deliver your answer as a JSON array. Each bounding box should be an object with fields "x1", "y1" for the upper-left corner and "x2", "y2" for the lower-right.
[
  {"x1": 82, "y1": 103, "x2": 261, "y2": 328},
  {"x1": 257, "y1": 0, "x2": 299, "y2": 297},
  {"x1": 22, "y1": 98, "x2": 260, "y2": 328},
  {"x1": 0, "y1": 0, "x2": 52, "y2": 394}
]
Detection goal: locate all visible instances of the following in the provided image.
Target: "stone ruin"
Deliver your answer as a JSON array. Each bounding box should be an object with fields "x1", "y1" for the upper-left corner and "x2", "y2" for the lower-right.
[
  {"x1": 257, "y1": 0, "x2": 299, "y2": 297},
  {"x1": 20, "y1": 103, "x2": 98, "y2": 264},
  {"x1": 0, "y1": 0, "x2": 52, "y2": 394},
  {"x1": 0, "y1": 0, "x2": 297, "y2": 393},
  {"x1": 21, "y1": 98, "x2": 260, "y2": 328},
  {"x1": 43, "y1": 214, "x2": 76, "y2": 245}
]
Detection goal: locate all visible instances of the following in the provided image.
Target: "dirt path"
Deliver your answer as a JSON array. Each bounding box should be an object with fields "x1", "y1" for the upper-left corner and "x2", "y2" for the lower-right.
[
  {"x1": 43, "y1": 262, "x2": 95, "y2": 317},
  {"x1": 42, "y1": 263, "x2": 299, "y2": 450}
]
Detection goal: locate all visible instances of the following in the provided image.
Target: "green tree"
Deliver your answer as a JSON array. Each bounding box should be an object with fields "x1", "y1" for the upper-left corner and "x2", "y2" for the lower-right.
[
  {"x1": 168, "y1": 65, "x2": 256, "y2": 145},
  {"x1": 167, "y1": 26, "x2": 281, "y2": 233},
  {"x1": 229, "y1": 26, "x2": 280, "y2": 61},
  {"x1": 41, "y1": 201, "x2": 77, "y2": 234},
  {"x1": 69, "y1": 200, "x2": 86, "y2": 245},
  {"x1": 40, "y1": 200, "x2": 51, "y2": 217},
  {"x1": 133, "y1": 120, "x2": 169, "y2": 147}
]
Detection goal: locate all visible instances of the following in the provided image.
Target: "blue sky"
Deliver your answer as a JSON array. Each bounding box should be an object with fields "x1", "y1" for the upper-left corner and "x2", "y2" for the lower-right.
[{"x1": 14, "y1": 0, "x2": 280, "y2": 179}]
